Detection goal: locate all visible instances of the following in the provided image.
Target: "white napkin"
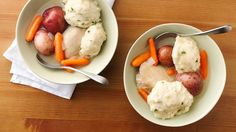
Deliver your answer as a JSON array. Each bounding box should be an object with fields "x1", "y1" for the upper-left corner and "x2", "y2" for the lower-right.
[{"x1": 3, "y1": 0, "x2": 115, "y2": 99}]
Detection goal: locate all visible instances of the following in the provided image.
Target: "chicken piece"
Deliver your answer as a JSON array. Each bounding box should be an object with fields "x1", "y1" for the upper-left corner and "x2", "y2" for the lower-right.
[
  {"x1": 63, "y1": 26, "x2": 85, "y2": 59},
  {"x1": 136, "y1": 62, "x2": 175, "y2": 90}
]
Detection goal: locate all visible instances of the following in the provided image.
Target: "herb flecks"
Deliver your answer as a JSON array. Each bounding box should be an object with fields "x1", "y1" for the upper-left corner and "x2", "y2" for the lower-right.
[
  {"x1": 92, "y1": 21, "x2": 97, "y2": 25},
  {"x1": 181, "y1": 51, "x2": 186, "y2": 54},
  {"x1": 195, "y1": 59, "x2": 198, "y2": 63},
  {"x1": 71, "y1": 7, "x2": 74, "y2": 11}
]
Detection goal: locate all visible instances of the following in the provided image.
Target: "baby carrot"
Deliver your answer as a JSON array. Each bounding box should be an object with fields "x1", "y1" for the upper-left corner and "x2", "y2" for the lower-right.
[
  {"x1": 25, "y1": 15, "x2": 43, "y2": 42},
  {"x1": 148, "y1": 37, "x2": 158, "y2": 65},
  {"x1": 131, "y1": 51, "x2": 150, "y2": 67},
  {"x1": 167, "y1": 68, "x2": 177, "y2": 76},
  {"x1": 54, "y1": 32, "x2": 65, "y2": 62},
  {"x1": 62, "y1": 63, "x2": 74, "y2": 73},
  {"x1": 65, "y1": 69, "x2": 74, "y2": 73},
  {"x1": 138, "y1": 88, "x2": 149, "y2": 102},
  {"x1": 61, "y1": 58, "x2": 90, "y2": 66},
  {"x1": 200, "y1": 49, "x2": 208, "y2": 79}
]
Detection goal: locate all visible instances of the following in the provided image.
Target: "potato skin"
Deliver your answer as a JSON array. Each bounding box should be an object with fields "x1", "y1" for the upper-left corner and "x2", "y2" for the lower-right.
[
  {"x1": 34, "y1": 29, "x2": 54, "y2": 56},
  {"x1": 42, "y1": 6, "x2": 67, "y2": 34},
  {"x1": 176, "y1": 72, "x2": 203, "y2": 96},
  {"x1": 157, "y1": 45, "x2": 174, "y2": 67}
]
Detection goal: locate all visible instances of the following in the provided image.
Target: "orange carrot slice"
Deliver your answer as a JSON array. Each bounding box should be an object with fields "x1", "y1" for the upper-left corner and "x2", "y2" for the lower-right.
[
  {"x1": 25, "y1": 15, "x2": 43, "y2": 42},
  {"x1": 167, "y1": 68, "x2": 177, "y2": 75},
  {"x1": 200, "y1": 50, "x2": 208, "y2": 79},
  {"x1": 54, "y1": 32, "x2": 65, "y2": 62},
  {"x1": 63, "y1": 64, "x2": 75, "y2": 73},
  {"x1": 61, "y1": 58, "x2": 90, "y2": 66},
  {"x1": 131, "y1": 51, "x2": 150, "y2": 67},
  {"x1": 138, "y1": 88, "x2": 149, "y2": 102},
  {"x1": 148, "y1": 37, "x2": 158, "y2": 65},
  {"x1": 63, "y1": 69, "x2": 74, "y2": 73}
]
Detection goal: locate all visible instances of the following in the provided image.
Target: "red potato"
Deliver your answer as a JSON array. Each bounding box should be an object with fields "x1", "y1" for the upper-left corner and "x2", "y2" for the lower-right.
[
  {"x1": 176, "y1": 72, "x2": 203, "y2": 96},
  {"x1": 34, "y1": 29, "x2": 54, "y2": 55},
  {"x1": 157, "y1": 45, "x2": 174, "y2": 67},
  {"x1": 42, "y1": 6, "x2": 67, "y2": 34}
]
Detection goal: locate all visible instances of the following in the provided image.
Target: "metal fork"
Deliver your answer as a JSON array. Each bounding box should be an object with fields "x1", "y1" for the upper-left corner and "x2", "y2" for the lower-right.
[{"x1": 36, "y1": 53, "x2": 109, "y2": 85}]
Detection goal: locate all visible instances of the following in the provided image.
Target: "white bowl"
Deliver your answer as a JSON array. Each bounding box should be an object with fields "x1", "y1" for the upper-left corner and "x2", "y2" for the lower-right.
[
  {"x1": 16, "y1": 0, "x2": 118, "y2": 84},
  {"x1": 123, "y1": 23, "x2": 226, "y2": 127}
]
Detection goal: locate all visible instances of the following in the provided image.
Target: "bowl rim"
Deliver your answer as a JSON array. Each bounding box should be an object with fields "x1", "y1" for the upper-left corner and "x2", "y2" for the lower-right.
[
  {"x1": 16, "y1": 0, "x2": 119, "y2": 84},
  {"x1": 123, "y1": 23, "x2": 226, "y2": 127}
]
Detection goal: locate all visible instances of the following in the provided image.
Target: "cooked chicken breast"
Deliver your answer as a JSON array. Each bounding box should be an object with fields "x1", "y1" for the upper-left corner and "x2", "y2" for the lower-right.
[
  {"x1": 63, "y1": 26, "x2": 85, "y2": 58},
  {"x1": 136, "y1": 61, "x2": 175, "y2": 90}
]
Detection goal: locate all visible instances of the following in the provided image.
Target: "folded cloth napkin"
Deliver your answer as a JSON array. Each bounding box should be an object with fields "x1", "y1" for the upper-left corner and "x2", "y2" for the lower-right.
[{"x1": 3, "y1": 0, "x2": 115, "y2": 99}]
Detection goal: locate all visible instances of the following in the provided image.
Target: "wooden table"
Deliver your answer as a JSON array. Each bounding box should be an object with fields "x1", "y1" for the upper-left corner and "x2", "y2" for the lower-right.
[{"x1": 1, "y1": 0, "x2": 236, "y2": 131}]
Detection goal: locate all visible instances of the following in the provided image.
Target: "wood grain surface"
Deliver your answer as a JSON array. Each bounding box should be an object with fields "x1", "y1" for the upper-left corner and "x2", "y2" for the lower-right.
[{"x1": 1, "y1": 0, "x2": 236, "y2": 131}]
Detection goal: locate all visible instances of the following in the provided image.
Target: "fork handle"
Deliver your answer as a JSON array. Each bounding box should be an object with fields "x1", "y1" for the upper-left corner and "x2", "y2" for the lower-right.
[
  {"x1": 62, "y1": 66, "x2": 109, "y2": 85},
  {"x1": 179, "y1": 25, "x2": 232, "y2": 37}
]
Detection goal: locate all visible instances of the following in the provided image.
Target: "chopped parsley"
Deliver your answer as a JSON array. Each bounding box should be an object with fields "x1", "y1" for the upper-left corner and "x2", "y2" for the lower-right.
[
  {"x1": 71, "y1": 7, "x2": 74, "y2": 11},
  {"x1": 92, "y1": 21, "x2": 97, "y2": 25},
  {"x1": 195, "y1": 59, "x2": 198, "y2": 63},
  {"x1": 154, "y1": 109, "x2": 158, "y2": 112},
  {"x1": 181, "y1": 51, "x2": 186, "y2": 54},
  {"x1": 181, "y1": 68, "x2": 184, "y2": 71}
]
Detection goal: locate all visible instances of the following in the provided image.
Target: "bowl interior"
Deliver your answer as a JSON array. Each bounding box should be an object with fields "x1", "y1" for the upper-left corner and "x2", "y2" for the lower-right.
[
  {"x1": 124, "y1": 23, "x2": 226, "y2": 127},
  {"x1": 16, "y1": 0, "x2": 118, "y2": 84}
]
